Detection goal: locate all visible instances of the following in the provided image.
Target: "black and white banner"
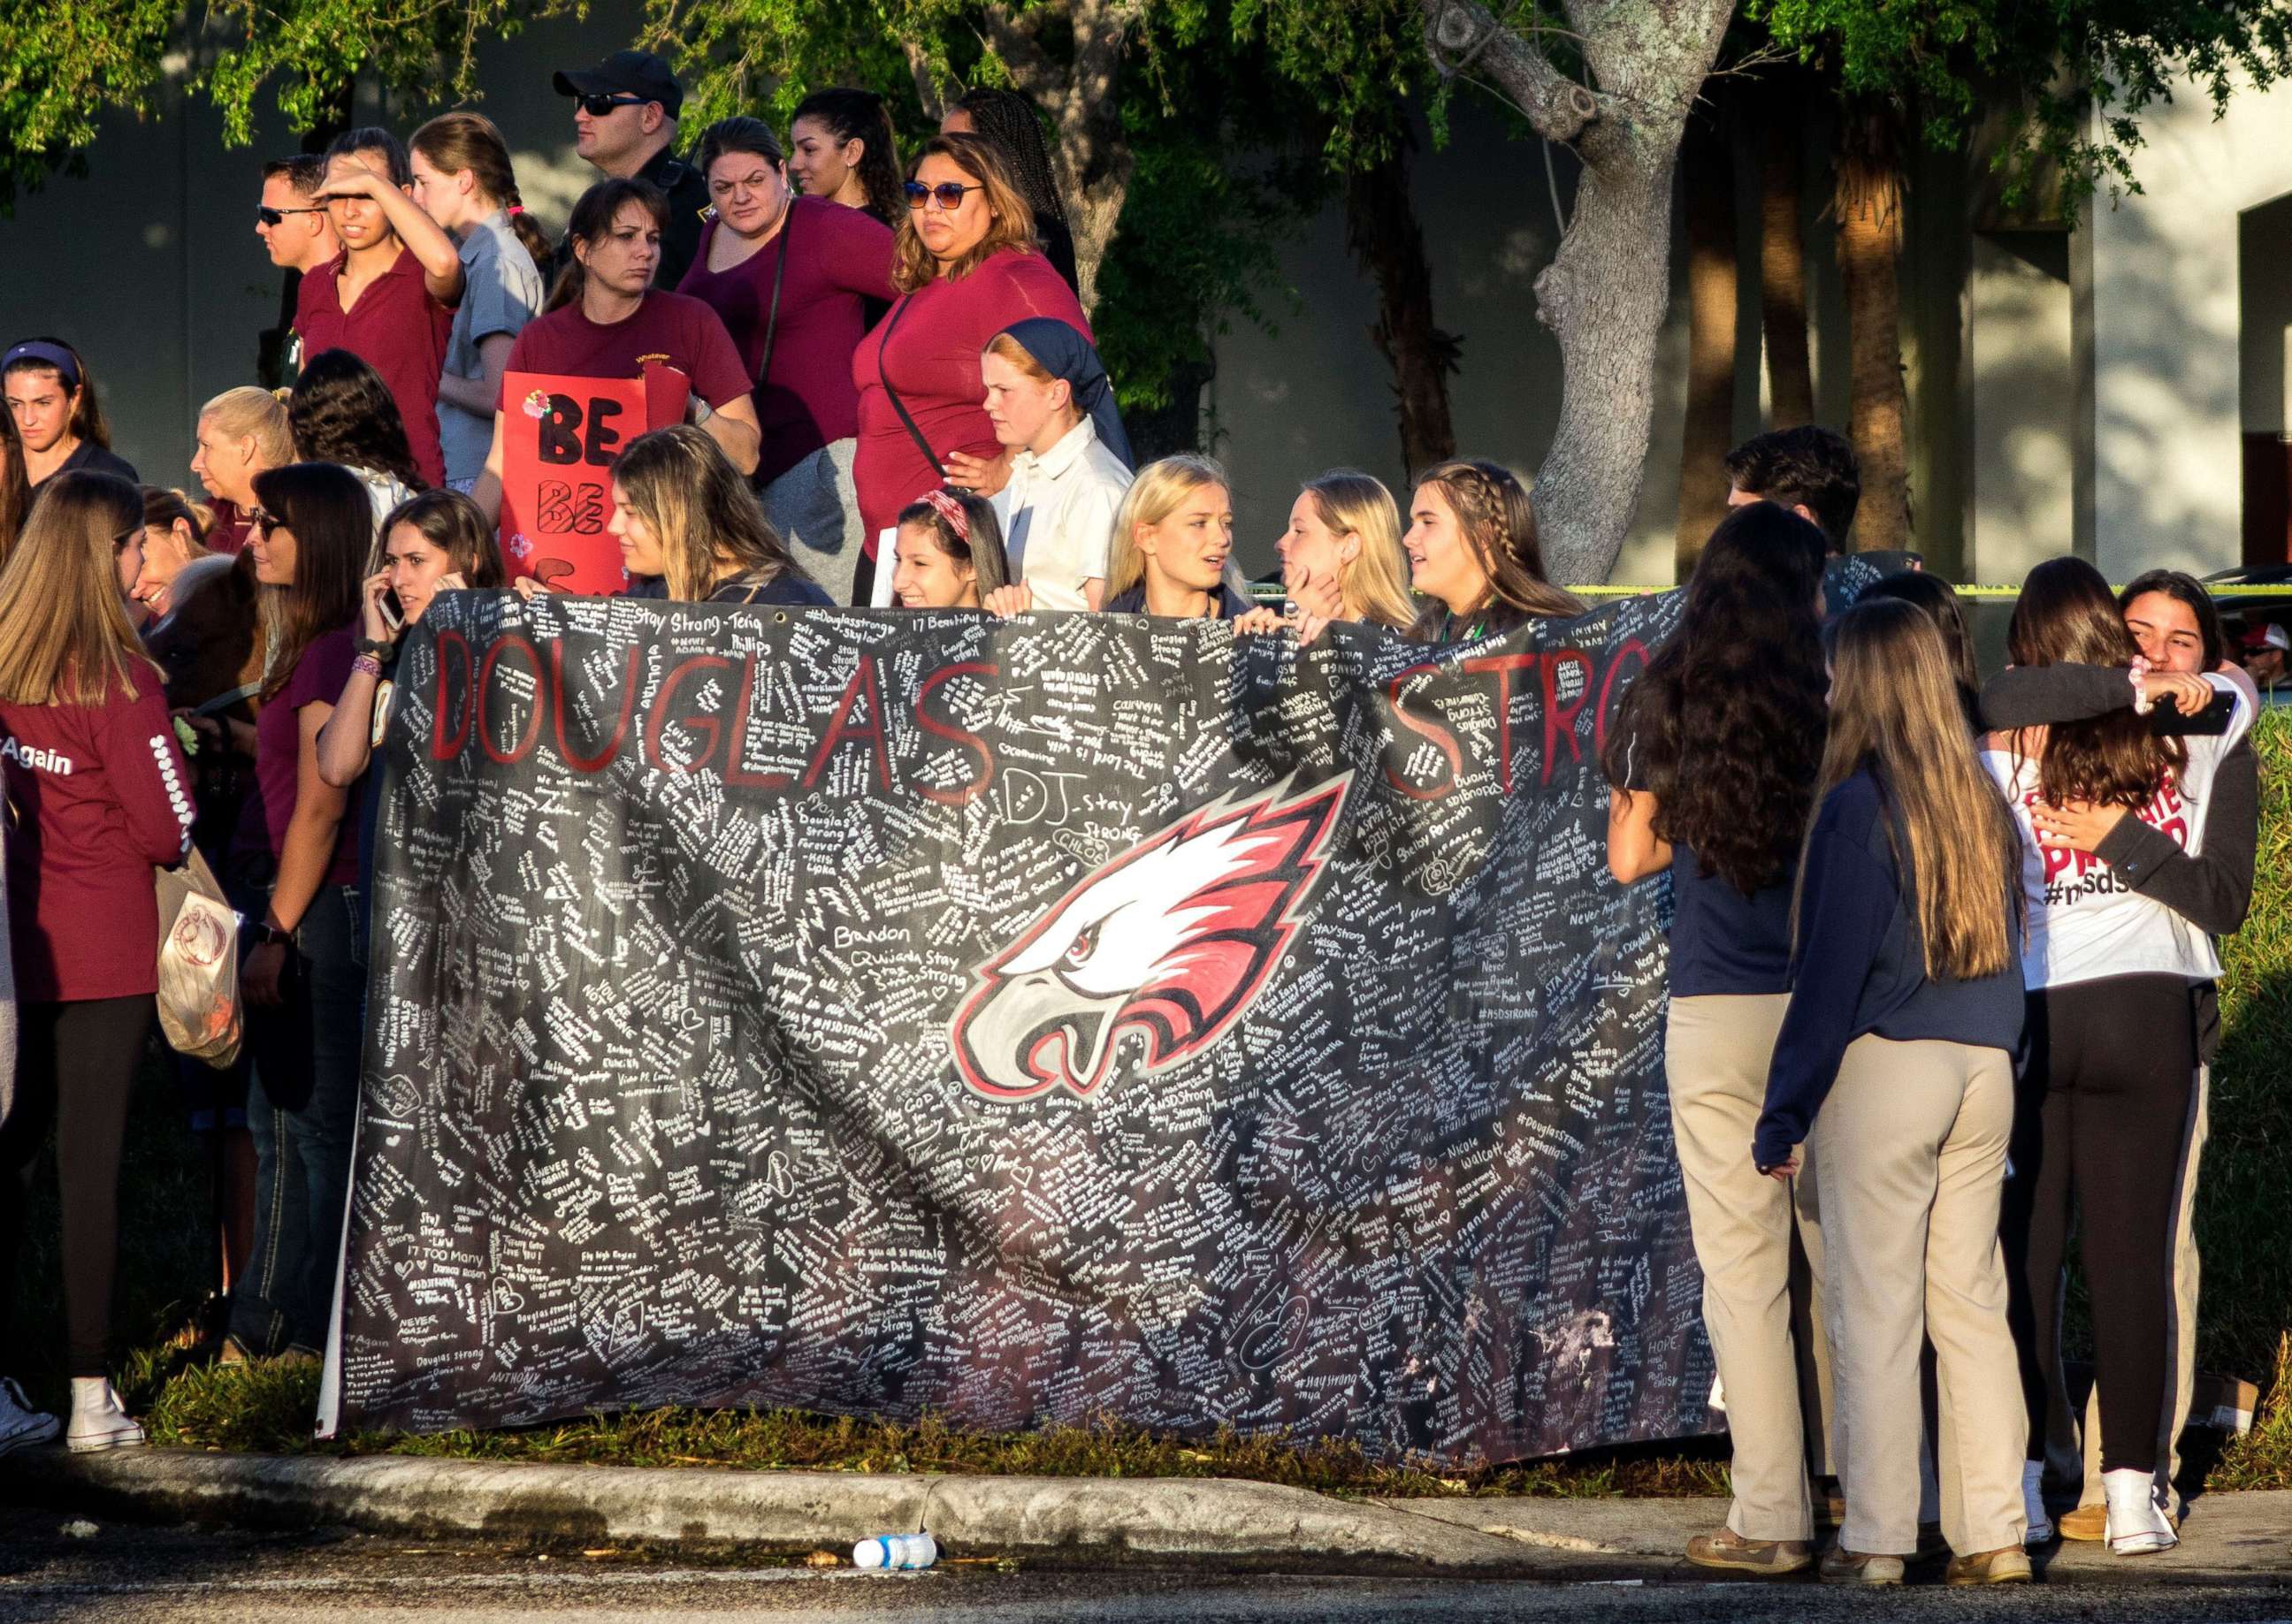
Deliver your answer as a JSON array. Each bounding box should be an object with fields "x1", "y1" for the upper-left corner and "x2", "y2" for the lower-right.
[{"x1": 330, "y1": 587, "x2": 1705, "y2": 1466}]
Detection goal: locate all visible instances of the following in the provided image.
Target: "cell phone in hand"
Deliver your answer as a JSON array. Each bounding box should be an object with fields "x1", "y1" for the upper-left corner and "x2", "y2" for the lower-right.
[
  {"x1": 2152, "y1": 689, "x2": 2236, "y2": 736},
  {"x1": 379, "y1": 590, "x2": 404, "y2": 633}
]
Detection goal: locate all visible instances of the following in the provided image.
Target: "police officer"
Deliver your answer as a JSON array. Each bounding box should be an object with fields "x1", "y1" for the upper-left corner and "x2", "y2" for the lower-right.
[{"x1": 552, "y1": 50, "x2": 711, "y2": 289}]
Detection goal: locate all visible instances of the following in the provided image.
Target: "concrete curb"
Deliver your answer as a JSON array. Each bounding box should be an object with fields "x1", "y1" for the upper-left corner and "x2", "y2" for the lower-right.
[{"x1": 0, "y1": 1449, "x2": 1587, "y2": 1575}]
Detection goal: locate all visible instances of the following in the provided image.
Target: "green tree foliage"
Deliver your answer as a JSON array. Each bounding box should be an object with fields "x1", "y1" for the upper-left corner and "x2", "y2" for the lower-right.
[{"x1": 1755, "y1": 0, "x2": 2292, "y2": 215}]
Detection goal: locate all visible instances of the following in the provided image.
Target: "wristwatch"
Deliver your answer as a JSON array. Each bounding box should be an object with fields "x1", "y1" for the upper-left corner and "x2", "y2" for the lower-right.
[
  {"x1": 252, "y1": 923, "x2": 294, "y2": 949},
  {"x1": 354, "y1": 637, "x2": 398, "y2": 663}
]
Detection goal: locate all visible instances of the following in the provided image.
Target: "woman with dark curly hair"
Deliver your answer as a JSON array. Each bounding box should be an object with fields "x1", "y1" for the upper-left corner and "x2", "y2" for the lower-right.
[
  {"x1": 1983, "y1": 558, "x2": 2250, "y2": 1556},
  {"x1": 1601, "y1": 501, "x2": 1834, "y2": 1578},
  {"x1": 286, "y1": 348, "x2": 424, "y2": 534},
  {"x1": 941, "y1": 88, "x2": 1078, "y2": 294}
]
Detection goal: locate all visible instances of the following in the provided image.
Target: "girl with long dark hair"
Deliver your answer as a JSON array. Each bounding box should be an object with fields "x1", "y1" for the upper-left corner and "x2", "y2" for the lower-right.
[
  {"x1": 1602, "y1": 503, "x2": 1832, "y2": 1577},
  {"x1": 1757, "y1": 597, "x2": 2030, "y2": 1586},
  {"x1": 788, "y1": 88, "x2": 905, "y2": 225},
  {"x1": 609, "y1": 426, "x2": 828, "y2": 605},
  {"x1": 0, "y1": 471, "x2": 195, "y2": 1452},
  {"x1": 288, "y1": 347, "x2": 425, "y2": 525},
  {"x1": 941, "y1": 87, "x2": 1079, "y2": 293},
  {"x1": 1983, "y1": 558, "x2": 2250, "y2": 1555},
  {"x1": 1403, "y1": 460, "x2": 1583, "y2": 642},
  {"x1": 224, "y1": 461, "x2": 372, "y2": 1361},
  {"x1": 890, "y1": 487, "x2": 1009, "y2": 609},
  {"x1": 3, "y1": 339, "x2": 135, "y2": 492}
]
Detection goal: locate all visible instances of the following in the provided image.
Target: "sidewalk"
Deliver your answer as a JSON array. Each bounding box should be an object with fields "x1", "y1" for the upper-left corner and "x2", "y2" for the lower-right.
[{"x1": 4, "y1": 1448, "x2": 2287, "y2": 1583}]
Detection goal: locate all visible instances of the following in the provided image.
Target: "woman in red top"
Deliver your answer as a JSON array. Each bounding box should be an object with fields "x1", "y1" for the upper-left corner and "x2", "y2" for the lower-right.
[
  {"x1": 0, "y1": 471, "x2": 195, "y2": 1452},
  {"x1": 849, "y1": 133, "x2": 1089, "y2": 603},
  {"x1": 473, "y1": 178, "x2": 762, "y2": 546},
  {"x1": 222, "y1": 461, "x2": 371, "y2": 1361}
]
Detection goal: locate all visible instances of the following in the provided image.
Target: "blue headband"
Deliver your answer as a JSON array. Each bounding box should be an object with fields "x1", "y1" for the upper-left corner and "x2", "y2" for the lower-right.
[
  {"x1": 995, "y1": 318, "x2": 1132, "y2": 471},
  {"x1": 2, "y1": 341, "x2": 80, "y2": 390}
]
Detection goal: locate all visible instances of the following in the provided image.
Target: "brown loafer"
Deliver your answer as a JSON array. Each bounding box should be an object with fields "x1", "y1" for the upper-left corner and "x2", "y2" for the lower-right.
[
  {"x1": 1685, "y1": 1529, "x2": 1813, "y2": 1575},
  {"x1": 1946, "y1": 1545, "x2": 2034, "y2": 1585},
  {"x1": 1821, "y1": 1545, "x2": 1906, "y2": 1585}
]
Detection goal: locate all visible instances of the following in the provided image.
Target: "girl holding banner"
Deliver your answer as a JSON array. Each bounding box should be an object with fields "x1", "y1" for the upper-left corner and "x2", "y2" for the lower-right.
[
  {"x1": 471, "y1": 179, "x2": 761, "y2": 596},
  {"x1": 1402, "y1": 461, "x2": 1583, "y2": 642},
  {"x1": 890, "y1": 487, "x2": 1008, "y2": 610},
  {"x1": 609, "y1": 426, "x2": 828, "y2": 606},
  {"x1": 1603, "y1": 505, "x2": 1835, "y2": 1578}
]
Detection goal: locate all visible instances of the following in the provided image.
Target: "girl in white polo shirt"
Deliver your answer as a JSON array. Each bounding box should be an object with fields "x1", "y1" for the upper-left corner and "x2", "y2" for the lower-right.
[{"x1": 972, "y1": 318, "x2": 1131, "y2": 612}]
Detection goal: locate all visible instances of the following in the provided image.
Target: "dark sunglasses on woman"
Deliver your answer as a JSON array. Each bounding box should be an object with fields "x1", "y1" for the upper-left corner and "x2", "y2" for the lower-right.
[
  {"x1": 256, "y1": 204, "x2": 326, "y2": 227},
  {"x1": 904, "y1": 180, "x2": 983, "y2": 210},
  {"x1": 576, "y1": 93, "x2": 649, "y2": 118}
]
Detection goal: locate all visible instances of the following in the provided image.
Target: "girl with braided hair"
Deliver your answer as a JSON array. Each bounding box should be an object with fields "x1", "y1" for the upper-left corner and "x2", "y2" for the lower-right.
[
  {"x1": 1402, "y1": 458, "x2": 1584, "y2": 643},
  {"x1": 942, "y1": 88, "x2": 1080, "y2": 294}
]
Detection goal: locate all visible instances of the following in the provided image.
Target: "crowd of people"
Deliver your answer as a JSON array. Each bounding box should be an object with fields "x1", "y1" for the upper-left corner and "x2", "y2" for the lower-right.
[
  {"x1": 1608, "y1": 430, "x2": 2258, "y2": 1583},
  {"x1": 0, "y1": 47, "x2": 2262, "y2": 1594}
]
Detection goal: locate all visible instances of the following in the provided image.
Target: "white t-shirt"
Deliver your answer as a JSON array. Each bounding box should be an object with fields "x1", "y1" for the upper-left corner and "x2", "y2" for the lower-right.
[
  {"x1": 994, "y1": 416, "x2": 1130, "y2": 612},
  {"x1": 1983, "y1": 670, "x2": 2253, "y2": 989}
]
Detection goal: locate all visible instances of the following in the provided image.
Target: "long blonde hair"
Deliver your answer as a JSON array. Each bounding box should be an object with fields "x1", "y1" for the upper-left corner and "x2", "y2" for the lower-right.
[
  {"x1": 1105, "y1": 454, "x2": 1226, "y2": 600},
  {"x1": 891, "y1": 133, "x2": 1038, "y2": 294},
  {"x1": 613, "y1": 426, "x2": 812, "y2": 604},
  {"x1": 1301, "y1": 469, "x2": 1413, "y2": 631},
  {"x1": 1810, "y1": 597, "x2": 2017, "y2": 980},
  {"x1": 0, "y1": 471, "x2": 160, "y2": 705}
]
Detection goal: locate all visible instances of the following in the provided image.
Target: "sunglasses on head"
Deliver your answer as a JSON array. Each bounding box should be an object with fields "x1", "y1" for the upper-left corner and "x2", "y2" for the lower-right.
[
  {"x1": 576, "y1": 92, "x2": 649, "y2": 118},
  {"x1": 904, "y1": 180, "x2": 984, "y2": 211},
  {"x1": 256, "y1": 204, "x2": 326, "y2": 227}
]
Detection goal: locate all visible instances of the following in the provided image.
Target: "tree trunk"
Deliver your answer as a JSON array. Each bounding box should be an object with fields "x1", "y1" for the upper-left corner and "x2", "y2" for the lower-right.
[
  {"x1": 1835, "y1": 103, "x2": 1911, "y2": 551},
  {"x1": 1420, "y1": 0, "x2": 1738, "y2": 586},
  {"x1": 1757, "y1": 69, "x2": 1815, "y2": 428},
  {"x1": 1345, "y1": 125, "x2": 1460, "y2": 478},
  {"x1": 1676, "y1": 95, "x2": 1736, "y2": 576},
  {"x1": 987, "y1": 0, "x2": 1142, "y2": 316}
]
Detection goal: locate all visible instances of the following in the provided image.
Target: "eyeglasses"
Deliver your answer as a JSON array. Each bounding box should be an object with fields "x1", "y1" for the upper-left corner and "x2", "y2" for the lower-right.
[
  {"x1": 904, "y1": 180, "x2": 984, "y2": 211},
  {"x1": 247, "y1": 509, "x2": 277, "y2": 535},
  {"x1": 256, "y1": 204, "x2": 326, "y2": 227},
  {"x1": 576, "y1": 93, "x2": 649, "y2": 118}
]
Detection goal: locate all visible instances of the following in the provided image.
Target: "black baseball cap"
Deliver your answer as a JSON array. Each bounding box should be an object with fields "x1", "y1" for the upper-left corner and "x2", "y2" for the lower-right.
[{"x1": 554, "y1": 50, "x2": 684, "y2": 118}]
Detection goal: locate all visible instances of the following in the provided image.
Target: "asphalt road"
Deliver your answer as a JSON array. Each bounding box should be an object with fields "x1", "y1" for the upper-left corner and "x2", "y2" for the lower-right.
[{"x1": 0, "y1": 1509, "x2": 2288, "y2": 1624}]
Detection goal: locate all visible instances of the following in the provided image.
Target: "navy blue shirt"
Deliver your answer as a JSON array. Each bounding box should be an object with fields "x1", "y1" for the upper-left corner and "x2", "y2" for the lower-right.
[
  {"x1": 1753, "y1": 767, "x2": 2024, "y2": 1170},
  {"x1": 1669, "y1": 842, "x2": 1795, "y2": 997},
  {"x1": 1102, "y1": 582, "x2": 1256, "y2": 620},
  {"x1": 707, "y1": 570, "x2": 832, "y2": 606}
]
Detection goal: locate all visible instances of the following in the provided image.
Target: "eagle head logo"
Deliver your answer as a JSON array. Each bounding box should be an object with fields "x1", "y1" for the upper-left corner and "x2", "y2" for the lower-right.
[{"x1": 951, "y1": 771, "x2": 1352, "y2": 1101}]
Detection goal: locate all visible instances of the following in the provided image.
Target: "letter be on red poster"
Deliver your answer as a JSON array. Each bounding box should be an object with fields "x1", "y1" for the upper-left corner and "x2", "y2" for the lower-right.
[{"x1": 500, "y1": 367, "x2": 691, "y2": 595}]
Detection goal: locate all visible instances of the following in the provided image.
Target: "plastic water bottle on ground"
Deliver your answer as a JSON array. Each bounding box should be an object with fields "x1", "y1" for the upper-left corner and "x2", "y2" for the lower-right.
[{"x1": 852, "y1": 1531, "x2": 938, "y2": 1570}]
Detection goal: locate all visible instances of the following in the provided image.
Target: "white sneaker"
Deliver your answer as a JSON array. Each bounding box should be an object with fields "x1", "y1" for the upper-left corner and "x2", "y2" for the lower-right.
[
  {"x1": 0, "y1": 1377, "x2": 59, "y2": 1456},
  {"x1": 2021, "y1": 1460, "x2": 2054, "y2": 1545},
  {"x1": 65, "y1": 1378, "x2": 144, "y2": 1454},
  {"x1": 2103, "y1": 1467, "x2": 2178, "y2": 1554}
]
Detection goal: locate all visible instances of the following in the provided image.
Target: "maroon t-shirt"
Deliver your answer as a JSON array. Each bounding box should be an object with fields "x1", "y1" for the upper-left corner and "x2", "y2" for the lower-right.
[
  {"x1": 498, "y1": 291, "x2": 752, "y2": 416},
  {"x1": 678, "y1": 198, "x2": 896, "y2": 484},
  {"x1": 0, "y1": 679, "x2": 195, "y2": 1001},
  {"x1": 851, "y1": 248, "x2": 1089, "y2": 542},
  {"x1": 296, "y1": 246, "x2": 457, "y2": 488},
  {"x1": 207, "y1": 499, "x2": 252, "y2": 556},
  {"x1": 233, "y1": 624, "x2": 363, "y2": 891}
]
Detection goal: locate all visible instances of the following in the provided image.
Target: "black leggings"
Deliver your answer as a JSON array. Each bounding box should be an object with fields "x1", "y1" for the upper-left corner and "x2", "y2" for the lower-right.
[
  {"x1": 2003, "y1": 973, "x2": 2196, "y2": 1474},
  {"x1": 0, "y1": 997, "x2": 151, "y2": 1376}
]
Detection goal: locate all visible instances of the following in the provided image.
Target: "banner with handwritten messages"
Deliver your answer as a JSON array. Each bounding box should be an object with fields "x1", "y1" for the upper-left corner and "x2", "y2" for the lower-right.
[
  {"x1": 497, "y1": 370, "x2": 687, "y2": 595},
  {"x1": 326, "y1": 588, "x2": 1710, "y2": 1466}
]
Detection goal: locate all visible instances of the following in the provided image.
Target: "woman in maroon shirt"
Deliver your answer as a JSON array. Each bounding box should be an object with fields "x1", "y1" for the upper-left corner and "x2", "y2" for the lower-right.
[
  {"x1": 681, "y1": 118, "x2": 896, "y2": 486},
  {"x1": 222, "y1": 461, "x2": 371, "y2": 1362},
  {"x1": 850, "y1": 132, "x2": 1089, "y2": 603},
  {"x1": 0, "y1": 471, "x2": 195, "y2": 1452}
]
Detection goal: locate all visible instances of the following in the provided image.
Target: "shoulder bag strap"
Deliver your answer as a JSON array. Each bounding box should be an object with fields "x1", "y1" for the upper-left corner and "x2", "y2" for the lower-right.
[
  {"x1": 193, "y1": 682, "x2": 264, "y2": 719},
  {"x1": 875, "y1": 294, "x2": 945, "y2": 479},
  {"x1": 753, "y1": 202, "x2": 797, "y2": 392}
]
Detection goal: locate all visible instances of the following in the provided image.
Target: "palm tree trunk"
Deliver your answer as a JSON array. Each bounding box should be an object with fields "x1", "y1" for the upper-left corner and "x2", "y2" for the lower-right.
[
  {"x1": 1835, "y1": 102, "x2": 1911, "y2": 551},
  {"x1": 1346, "y1": 125, "x2": 1460, "y2": 478},
  {"x1": 1758, "y1": 69, "x2": 1815, "y2": 428}
]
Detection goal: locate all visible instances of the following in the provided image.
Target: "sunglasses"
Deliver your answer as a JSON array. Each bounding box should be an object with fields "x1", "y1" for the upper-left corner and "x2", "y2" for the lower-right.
[
  {"x1": 576, "y1": 93, "x2": 649, "y2": 118},
  {"x1": 248, "y1": 509, "x2": 278, "y2": 535},
  {"x1": 256, "y1": 204, "x2": 326, "y2": 227},
  {"x1": 904, "y1": 180, "x2": 984, "y2": 211}
]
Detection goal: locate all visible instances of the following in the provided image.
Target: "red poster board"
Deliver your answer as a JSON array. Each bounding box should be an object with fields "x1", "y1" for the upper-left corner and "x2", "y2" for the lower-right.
[{"x1": 500, "y1": 369, "x2": 691, "y2": 595}]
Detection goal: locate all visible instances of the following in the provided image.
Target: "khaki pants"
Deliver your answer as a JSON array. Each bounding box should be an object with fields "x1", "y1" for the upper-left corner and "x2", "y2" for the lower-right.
[
  {"x1": 1817, "y1": 1035, "x2": 2026, "y2": 1557},
  {"x1": 1666, "y1": 994, "x2": 1835, "y2": 1543},
  {"x1": 2059, "y1": 1064, "x2": 2208, "y2": 1510}
]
